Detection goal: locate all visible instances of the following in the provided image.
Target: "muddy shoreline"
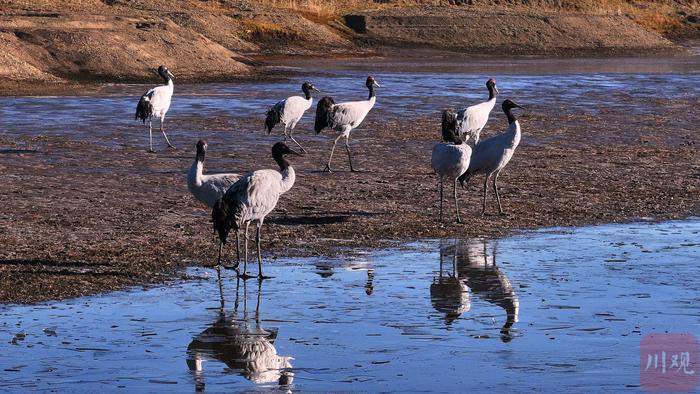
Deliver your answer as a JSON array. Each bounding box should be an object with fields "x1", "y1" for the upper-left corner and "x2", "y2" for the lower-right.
[{"x1": 1, "y1": 68, "x2": 698, "y2": 304}]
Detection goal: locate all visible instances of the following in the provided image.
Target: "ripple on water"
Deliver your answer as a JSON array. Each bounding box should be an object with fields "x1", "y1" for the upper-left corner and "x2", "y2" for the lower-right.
[{"x1": 0, "y1": 219, "x2": 699, "y2": 391}]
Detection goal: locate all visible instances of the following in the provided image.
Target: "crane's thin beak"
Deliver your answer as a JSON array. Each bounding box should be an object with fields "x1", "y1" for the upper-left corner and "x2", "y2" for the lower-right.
[
  {"x1": 168, "y1": 71, "x2": 175, "y2": 80},
  {"x1": 495, "y1": 85, "x2": 499, "y2": 95},
  {"x1": 311, "y1": 86, "x2": 320, "y2": 92},
  {"x1": 373, "y1": 81, "x2": 381, "y2": 88},
  {"x1": 514, "y1": 103, "x2": 525, "y2": 110}
]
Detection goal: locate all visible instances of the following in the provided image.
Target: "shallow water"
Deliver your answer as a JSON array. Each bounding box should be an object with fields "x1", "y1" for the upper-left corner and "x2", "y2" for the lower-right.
[
  {"x1": 0, "y1": 56, "x2": 698, "y2": 149},
  {"x1": 1, "y1": 219, "x2": 699, "y2": 392}
]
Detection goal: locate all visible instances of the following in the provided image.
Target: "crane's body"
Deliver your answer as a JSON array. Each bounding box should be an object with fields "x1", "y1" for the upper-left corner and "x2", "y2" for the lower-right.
[
  {"x1": 212, "y1": 143, "x2": 302, "y2": 280},
  {"x1": 431, "y1": 110, "x2": 472, "y2": 223},
  {"x1": 265, "y1": 82, "x2": 319, "y2": 152},
  {"x1": 314, "y1": 76, "x2": 380, "y2": 172},
  {"x1": 187, "y1": 140, "x2": 241, "y2": 209},
  {"x1": 455, "y1": 79, "x2": 499, "y2": 145},
  {"x1": 135, "y1": 65, "x2": 176, "y2": 152}
]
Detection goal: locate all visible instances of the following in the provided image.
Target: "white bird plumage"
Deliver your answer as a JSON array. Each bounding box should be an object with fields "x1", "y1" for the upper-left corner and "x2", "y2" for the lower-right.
[
  {"x1": 431, "y1": 110, "x2": 472, "y2": 223},
  {"x1": 458, "y1": 99, "x2": 525, "y2": 215},
  {"x1": 456, "y1": 78, "x2": 499, "y2": 145},
  {"x1": 135, "y1": 65, "x2": 176, "y2": 152},
  {"x1": 187, "y1": 140, "x2": 241, "y2": 208},
  {"x1": 314, "y1": 76, "x2": 380, "y2": 172},
  {"x1": 265, "y1": 82, "x2": 319, "y2": 153},
  {"x1": 212, "y1": 142, "x2": 302, "y2": 280}
]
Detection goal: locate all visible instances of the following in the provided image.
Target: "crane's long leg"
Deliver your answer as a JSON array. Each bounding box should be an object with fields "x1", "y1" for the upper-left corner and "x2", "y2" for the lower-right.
[
  {"x1": 235, "y1": 229, "x2": 240, "y2": 266},
  {"x1": 288, "y1": 125, "x2": 307, "y2": 153},
  {"x1": 256, "y1": 221, "x2": 271, "y2": 281},
  {"x1": 160, "y1": 116, "x2": 175, "y2": 149},
  {"x1": 493, "y1": 172, "x2": 505, "y2": 215},
  {"x1": 148, "y1": 119, "x2": 154, "y2": 153},
  {"x1": 239, "y1": 222, "x2": 252, "y2": 279},
  {"x1": 454, "y1": 178, "x2": 462, "y2": 223},
  {"x1": 344, "y1": 135, "x2": 356, "y2": 172},
  {"x1": 217, "y1": 241, "x2": 223, "y2": 266},
  {"x1": 324, "y1": 134, "x2": 343, "y2": 172},
  {"x1": 438, "y1": 178, "x2": 443, "y2": 222},
  {"x1": 481, "y1": 175, "x2": 490, "y2": 216},
  {"x1": 282, "y1": 125, "x2": 288, "y2": 142}
]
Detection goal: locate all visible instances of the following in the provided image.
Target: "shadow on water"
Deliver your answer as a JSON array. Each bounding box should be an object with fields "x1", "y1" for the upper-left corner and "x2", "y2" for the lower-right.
[{"x1": 186, "y1": 270, "x2": 293, "y2": 391}]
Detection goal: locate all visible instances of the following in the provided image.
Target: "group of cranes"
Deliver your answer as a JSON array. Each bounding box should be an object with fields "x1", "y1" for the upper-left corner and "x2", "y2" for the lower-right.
[
  {"x1": 139, "y1": 65, "x2": 525, "y2": 280},
  {"x1": 432, "y1": 79, "x2": 525, "y2": 221}
]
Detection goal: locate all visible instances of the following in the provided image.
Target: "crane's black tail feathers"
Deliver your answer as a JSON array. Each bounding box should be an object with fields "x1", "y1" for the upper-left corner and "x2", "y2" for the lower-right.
[
  {"x1": 212, "y1": 192, "x2": 244, "y2": 246},
  {"x1": 135, "y1": 95, "x2": 153, "y2": 123},
  {"x1": 458, "y1": 171, "x2": 471, "y2": 188},
  {"x1": 265, "y1": 106, "x2": 281, "y2": 134},
  {"x1": 441, "y1": 109, "x2": 459, "y2": 142},
  {"x1": 212, "y1": 197, "x2": 233, "y2": 245},
  {"x1": 314, "y1": 96, "x2": 335, "y2": 134}
]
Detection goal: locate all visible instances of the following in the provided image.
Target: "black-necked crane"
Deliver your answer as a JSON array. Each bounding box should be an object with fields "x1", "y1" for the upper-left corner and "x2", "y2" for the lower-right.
[
  {"x1": 431, "y1": 110, "x2": 472, "y2": 223},
  {"x1": 458, "y1": 99, "x2": 525, "y2": 216},
  {"x1": 212, "y1": 142, "x2": 302, "y2": 280},
  {"x1": 455, "y1": 78, "x2": 499, "y2": 145},
  {"x1": 187, "y1": 140, "x2": 242, "y2": 265},
  {"x1": 264, "y1": 82, "x2": 320, "y2": 153},
  {"x1": 135, "y1": 65, "x2": 176, "y2": 152},
  {"x1": 314, "y1": 76, "x2": 380, "y2": 172}
]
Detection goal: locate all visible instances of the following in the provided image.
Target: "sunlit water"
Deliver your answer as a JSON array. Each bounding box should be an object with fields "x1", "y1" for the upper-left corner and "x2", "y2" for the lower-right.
[
  {"x1": 0, "y1": 56, "x2": 698, "y2": 149},
  {"x1": 1, "y1": 219, "x2": 699, "y2": 392}
]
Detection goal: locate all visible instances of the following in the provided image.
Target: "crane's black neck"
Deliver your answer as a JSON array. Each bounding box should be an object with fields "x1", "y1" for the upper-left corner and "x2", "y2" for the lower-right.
[
  {"x1": 274, "y1": 154, "x2": 290, "y2": 171},
  {"x1": 196, "y1": 148, "x2": 205, "y2": 163},
  {"x1": 487, "y1": 84, "x2": 497, "y2": 101},
  {"x1": 159, "y1": 70, "x2": 171, "y2": 84},
  {"x1": 442, "y1": 128, "x2": 462, "y2": 145},
  {"x1": 367, "y1": 85, "x2": 376, "y2": 100},
  {"x1": 504, "y1": 107, "x2": 517, "y2": 124},
  {"x1": 302, "y1": 85, "x2": 312, "y2": 100}
]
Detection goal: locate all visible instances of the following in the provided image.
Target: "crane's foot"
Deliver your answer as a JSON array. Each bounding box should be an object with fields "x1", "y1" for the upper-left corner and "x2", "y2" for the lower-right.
[
  {"x1": 323, "y1": 164, "x2": 332, "y2": 173},
  {"x1": 147, "y1": 149, "x2": 156, "y2": 154},
  {"x1": 499, "y1": 211, "x2": 509, "y2": 216},
  {"x1": 237, "y1": 272, "x2": 254, "y2": 280},
  {"x1": 350, "y1": 168, "x2": 358, "y2": 172},
  {"x1": 257, "y1": 274, "x2": 273, "y2": 281},
  {"x1": 456, "y1": 218, "x2": 463, "y2": 224},
  {"x1": 167, "y1": 144, "x2": 177, "y2": 150}
]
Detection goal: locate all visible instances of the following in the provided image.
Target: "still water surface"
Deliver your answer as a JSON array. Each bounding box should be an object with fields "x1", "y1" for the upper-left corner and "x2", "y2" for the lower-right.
[
  {"x1": 1, "y1": 219, "x2": 698, "y2": 392},
  {"x1": 0, "y1": 56, "x2": 698, "y2": 149}
]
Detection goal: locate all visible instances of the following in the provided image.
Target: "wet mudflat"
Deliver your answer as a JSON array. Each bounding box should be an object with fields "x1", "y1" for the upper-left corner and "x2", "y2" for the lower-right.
[
  {"x1": 0, "y1": 56, "x2": 699, "y2": 303},
  {"x1": 1, "y1": 219, "x2": 699, "y2": 392}
]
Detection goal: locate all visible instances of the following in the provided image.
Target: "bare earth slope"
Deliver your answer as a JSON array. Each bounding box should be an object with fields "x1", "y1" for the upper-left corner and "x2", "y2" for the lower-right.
[
  {"x1": 344, "y1": 7, "x2": 678, "y2": 55},
  {"x1": 0, "y1": 1, "x2": 697, "y2": 85}
]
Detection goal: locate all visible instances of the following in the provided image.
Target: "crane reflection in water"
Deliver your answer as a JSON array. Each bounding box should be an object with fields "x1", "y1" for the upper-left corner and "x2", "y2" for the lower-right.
[
  {"x1": 315, "y1": 259, "x2": 375, "y2": 296},
  {"x1": 186, "y1": 269, "x2": 294, "y2": 391},
  {"x1": 431, "y1": 239, "x2": 520, "y2": 342}
]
